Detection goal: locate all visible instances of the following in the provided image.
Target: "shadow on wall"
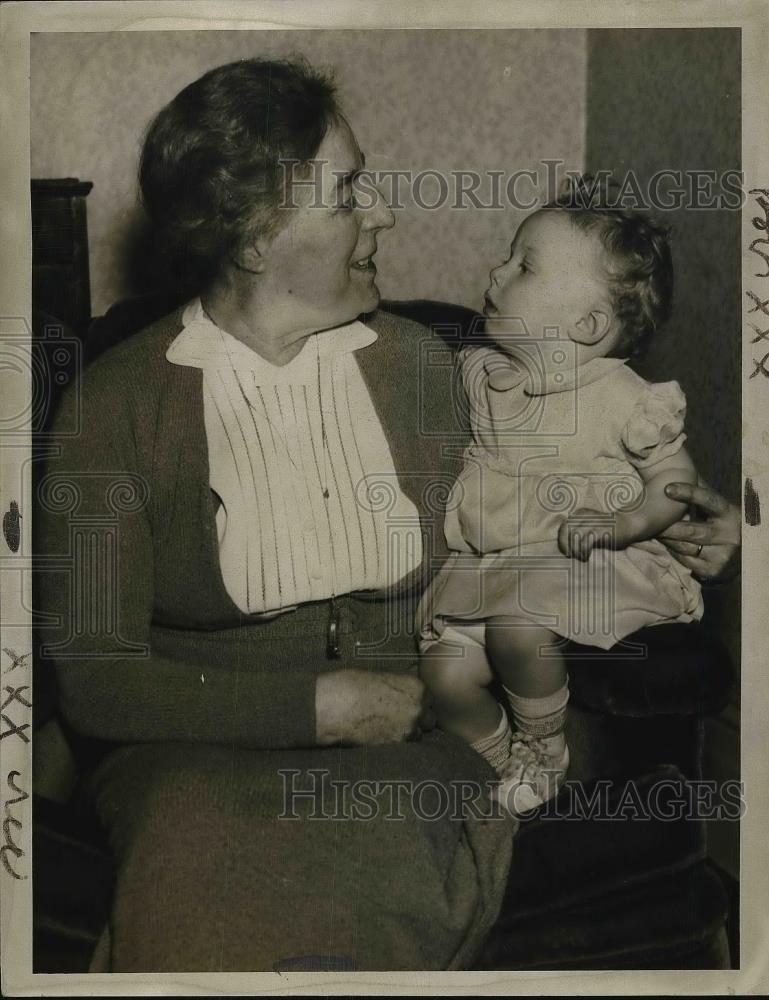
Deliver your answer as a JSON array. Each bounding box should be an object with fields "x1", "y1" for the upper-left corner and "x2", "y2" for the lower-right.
[
  {"x1": 115, "y1": 206, "x2": 203, "y2": 305},
  {"x1": 585, "y1": 27, "x2": 741, "y2": 503},
  {"x1": 585, "y1": 27, "x2": 741, "y2": 672}
]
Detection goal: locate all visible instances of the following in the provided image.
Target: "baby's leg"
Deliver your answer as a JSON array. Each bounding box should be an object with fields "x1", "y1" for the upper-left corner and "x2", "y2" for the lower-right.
[
  {"x1": 485, "y1": 618, "x2": 567, "y2": 701},
  {"x1": 420, "y1": 627, "x2": 512, "y2": 773},
  {"x1": 419, "y1": 631, "x2": 498, "y2": 743},
  {"x1": 485, "y1": 618, "x2": 570, "y2": 812}
]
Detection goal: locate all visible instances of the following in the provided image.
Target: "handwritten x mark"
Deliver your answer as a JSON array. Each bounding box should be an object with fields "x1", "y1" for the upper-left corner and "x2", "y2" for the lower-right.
[
  {"x1": 749, "y1": 352, "x2": 769, "y2": 379},
  {"x1": 0, "y1": 686, "x2": 31, "y2": 711},
  {"x1": 2, "y1": 648, "x2": 30, "y2": 673},
  {"x1": 0, "y1": 716, "x2": 30, "y2": 743},
  {"x1": 747, "y1": 291, "x2": 769, "y2": 318},
  {"x1": 750, "y1": 324, "x2": 769, "y2": 344},
  {"x1": 0, "y1": 685, "x2": 32, "y2": 743}
]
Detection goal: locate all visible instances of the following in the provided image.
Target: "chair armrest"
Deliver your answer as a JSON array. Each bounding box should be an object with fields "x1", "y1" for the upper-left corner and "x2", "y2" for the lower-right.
[{"x1": 33, "y1": 793, "x2": 114, "y2": 972}]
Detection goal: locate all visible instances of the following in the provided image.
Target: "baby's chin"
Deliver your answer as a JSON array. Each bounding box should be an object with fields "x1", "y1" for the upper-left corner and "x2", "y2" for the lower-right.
[
  {"x1": 485, "y1": 316, "x2": 577, "y2": 345},
  {"x1": 484, "y1": 316, "x2": 542, "y2": 353}
]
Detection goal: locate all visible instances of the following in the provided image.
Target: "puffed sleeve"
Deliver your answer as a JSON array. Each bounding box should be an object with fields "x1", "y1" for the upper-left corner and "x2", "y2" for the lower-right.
[{"x1": 620, "y1": 380, "x2": 688, "y2": 469}]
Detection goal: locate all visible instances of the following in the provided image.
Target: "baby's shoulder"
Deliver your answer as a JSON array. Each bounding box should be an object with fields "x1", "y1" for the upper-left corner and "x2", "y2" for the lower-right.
[
  {"x1": 602, "y1": 365, "x2": 687, "y2": 412},
  {"x1": 596, "y1": 364, "x2": 659, "y2": 416},
  {"x1": 579, "y1": 366, "x2": 657, "y2": 451},
  {"x1": 603, "y1": 363, "x2": 652, "y2": 395}
]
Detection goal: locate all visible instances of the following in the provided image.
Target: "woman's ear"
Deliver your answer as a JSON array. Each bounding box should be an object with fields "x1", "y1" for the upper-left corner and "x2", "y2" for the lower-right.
[
  {"x1": 230, "y1": 238, "x2": 269, "y2": 276},
  {"x1": 570, "y1": 308, "x2": 613, "y2": 345}
]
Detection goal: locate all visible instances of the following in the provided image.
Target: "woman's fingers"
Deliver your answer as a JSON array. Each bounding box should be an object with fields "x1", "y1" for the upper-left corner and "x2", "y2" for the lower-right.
[
  {"x1": 658, "y1": 536, "x2": 704, "y2": 557},
  {"x1": 661, "y1": 514, "x2": 741, "y2": 548},
  {"x1": 660, "y1": 535, "x2": 740, "y2": 581},
  {"x1": 664, "y1": 480, "x2": 730, "y2": 515},
  {"x1": 659, "y1": 520, "x2": 713, "y2": 544},
  {"x1": 668, "y1": 553, "x2": 712, "y2": 576}
]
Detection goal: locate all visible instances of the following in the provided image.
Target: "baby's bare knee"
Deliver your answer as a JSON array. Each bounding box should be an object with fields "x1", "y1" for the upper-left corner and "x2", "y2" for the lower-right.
[
  {"x1": 485, "y1": 618, "x2": 555, "y2": 658},
  {"x1": 420, "y1": 649, "x2": 488, "y2": 699}
]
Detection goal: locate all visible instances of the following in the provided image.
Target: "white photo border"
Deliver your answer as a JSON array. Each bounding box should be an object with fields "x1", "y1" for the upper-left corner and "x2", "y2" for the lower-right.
[{"x1": 1, "y1": 1, "x2": 767, "y2": 995}]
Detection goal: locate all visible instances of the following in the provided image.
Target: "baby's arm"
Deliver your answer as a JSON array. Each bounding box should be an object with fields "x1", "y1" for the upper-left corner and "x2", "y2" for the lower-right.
[
  {"x1": 612, "y1": 447, "x2": 698, "y2": 545},
  {"x1": 559, "y1": 447, "x2": 697, "y2": 561}
]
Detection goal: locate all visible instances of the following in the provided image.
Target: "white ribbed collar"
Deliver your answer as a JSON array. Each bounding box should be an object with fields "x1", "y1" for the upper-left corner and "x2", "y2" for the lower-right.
[{"x1": 166, "y1": 297, "x2": 378, "y2": 383}]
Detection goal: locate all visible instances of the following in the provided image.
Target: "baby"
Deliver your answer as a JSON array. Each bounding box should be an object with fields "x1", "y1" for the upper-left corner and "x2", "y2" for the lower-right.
[{"x1": 418, "y1": 177, "x2": 704, "y2": 816}]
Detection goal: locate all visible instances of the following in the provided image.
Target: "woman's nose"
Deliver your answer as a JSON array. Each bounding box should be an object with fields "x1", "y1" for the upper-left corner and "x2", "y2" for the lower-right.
[{"x1": 361, "y1": 184, "x2": 395, "y2": 231}]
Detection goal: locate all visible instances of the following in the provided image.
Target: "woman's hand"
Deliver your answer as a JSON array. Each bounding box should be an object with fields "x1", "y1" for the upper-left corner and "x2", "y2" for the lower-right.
[
  {"x1": 660, "y1": 481, "x2": 741, "y2": 582},
  {"x1": 315, "y1": 669, "x2": 436, "y2": 746}
]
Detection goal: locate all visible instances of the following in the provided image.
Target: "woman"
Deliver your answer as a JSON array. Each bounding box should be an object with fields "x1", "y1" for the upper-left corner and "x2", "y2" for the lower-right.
[
  {"x1": 39, "y1": 57, "x2": 515, "y2": 972},
  {"x1": 39, "y1": 57, "x2": 739, "y2": 972}
]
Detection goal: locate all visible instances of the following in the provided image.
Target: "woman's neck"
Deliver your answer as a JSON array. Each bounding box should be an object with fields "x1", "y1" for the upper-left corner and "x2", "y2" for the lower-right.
[{"x1": 200, "y1": 281, "x2": 313, "y2": 367}]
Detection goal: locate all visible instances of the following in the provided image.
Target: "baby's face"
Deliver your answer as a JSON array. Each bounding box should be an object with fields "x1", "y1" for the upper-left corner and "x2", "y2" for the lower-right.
[{"x1": 483, "y1": 211, "x2": 612, "y2": 353}]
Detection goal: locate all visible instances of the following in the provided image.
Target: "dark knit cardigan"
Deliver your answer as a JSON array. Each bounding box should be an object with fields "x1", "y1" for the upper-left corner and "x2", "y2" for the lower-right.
[{"x1": 38, "y1": 306, "x2": 467, "y2": 751}]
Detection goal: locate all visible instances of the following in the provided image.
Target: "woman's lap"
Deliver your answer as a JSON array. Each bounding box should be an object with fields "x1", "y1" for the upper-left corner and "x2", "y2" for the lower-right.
[{"x1": 87, "y1": 732, "x2": 514, "y2": 971}]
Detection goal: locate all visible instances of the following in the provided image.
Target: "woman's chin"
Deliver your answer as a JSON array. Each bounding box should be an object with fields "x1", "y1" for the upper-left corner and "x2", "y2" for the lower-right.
[
  {"x1": 316, "y1": 289, "x2": 381, "y2": 331},
  {"x1": 357, "y1": 284, "x2": 381, "y2": 316}
]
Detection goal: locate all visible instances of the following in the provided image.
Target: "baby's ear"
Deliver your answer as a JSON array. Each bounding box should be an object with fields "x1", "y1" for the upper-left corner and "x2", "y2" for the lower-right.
[{"x1": 570, "y1": 308, "x2": 613, "y2": 345}]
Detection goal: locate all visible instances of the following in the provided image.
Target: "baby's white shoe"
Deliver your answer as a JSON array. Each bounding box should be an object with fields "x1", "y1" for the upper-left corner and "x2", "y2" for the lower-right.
[{"x1": 493, "y1": 732, "x2": 569, "y2": 816}]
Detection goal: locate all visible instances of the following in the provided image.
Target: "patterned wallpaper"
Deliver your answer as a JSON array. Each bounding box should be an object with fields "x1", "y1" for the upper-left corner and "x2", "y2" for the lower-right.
[{"x1": 31, "y1": 29, "x2": 587, "y2": 316}]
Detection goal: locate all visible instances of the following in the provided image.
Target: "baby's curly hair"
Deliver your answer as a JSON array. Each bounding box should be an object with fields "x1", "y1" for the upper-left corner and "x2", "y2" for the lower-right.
[{"x1": 544, "y1": 174, "x2": 673, "y2": 360}]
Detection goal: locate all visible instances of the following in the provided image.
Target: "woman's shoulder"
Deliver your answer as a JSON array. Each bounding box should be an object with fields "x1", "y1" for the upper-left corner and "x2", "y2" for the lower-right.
[
  {"x1": 364, "y1": 304, "x2": 432, "y2": 341},
  {"x1": 65, "y1": 306, "x2": 194, "y2": 438},
  {"x1": 82, "y1": 306, "x2": 187, "y2": 395},
  {"x1": 88, "y1": 304, "x2": 185, "y2": 367}
]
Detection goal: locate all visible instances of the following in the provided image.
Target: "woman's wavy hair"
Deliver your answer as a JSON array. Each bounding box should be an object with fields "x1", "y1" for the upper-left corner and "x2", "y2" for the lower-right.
[
  {"x1": 544, "y1": 174, "x2": 673, "y2": 360},
  {"x1": 140, "y1": 57, "x2": 341, "y2": 288}
]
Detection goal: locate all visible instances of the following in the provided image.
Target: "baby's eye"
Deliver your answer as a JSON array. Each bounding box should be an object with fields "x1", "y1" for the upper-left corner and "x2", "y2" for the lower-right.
[{"x1": 519, "y1": 260, "x2": 530, "y2": 274}]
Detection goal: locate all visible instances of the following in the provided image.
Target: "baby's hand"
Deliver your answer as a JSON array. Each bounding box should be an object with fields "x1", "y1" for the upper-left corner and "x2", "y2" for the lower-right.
[{"x1": 558, "y1": 508, "x2": 615, "y2": 562}]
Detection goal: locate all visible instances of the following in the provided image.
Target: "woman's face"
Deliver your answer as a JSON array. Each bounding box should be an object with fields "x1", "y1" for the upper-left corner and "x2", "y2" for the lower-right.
[{"x1": 259, "y1": 120, "x2": 395, "y2": 343}]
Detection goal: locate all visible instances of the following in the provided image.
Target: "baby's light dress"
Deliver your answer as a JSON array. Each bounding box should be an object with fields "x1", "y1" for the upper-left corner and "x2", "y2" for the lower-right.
[{"x1": 419, "y1": 344, "x2": 704, "y2": 651}]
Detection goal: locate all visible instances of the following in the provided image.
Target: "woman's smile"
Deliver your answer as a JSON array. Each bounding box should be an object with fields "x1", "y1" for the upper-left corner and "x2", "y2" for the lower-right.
[{"x1": 351, "y1": 250, "x2": 378, "y2": 276}]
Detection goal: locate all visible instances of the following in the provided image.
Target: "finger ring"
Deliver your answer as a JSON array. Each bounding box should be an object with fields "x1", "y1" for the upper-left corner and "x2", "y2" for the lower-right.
[{"x1": 695, "y1": 544, "x2": 703, "y2": 557}]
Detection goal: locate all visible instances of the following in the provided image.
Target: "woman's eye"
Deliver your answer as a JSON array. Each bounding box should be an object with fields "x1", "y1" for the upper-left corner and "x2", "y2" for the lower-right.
[{"x1": 519, "y1": 261, "x2": 529, "y2": 273}]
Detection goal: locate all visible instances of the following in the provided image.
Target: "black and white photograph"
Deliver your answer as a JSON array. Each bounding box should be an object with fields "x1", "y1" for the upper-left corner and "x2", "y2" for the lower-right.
[{"x1": 0, "y1": 1, "x2": 767, "y2": 993}]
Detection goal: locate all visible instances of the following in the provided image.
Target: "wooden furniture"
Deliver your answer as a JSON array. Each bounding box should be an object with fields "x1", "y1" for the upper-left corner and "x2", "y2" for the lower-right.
[{"x1": 32, "y1": 178, "x2": 93, "y2": 334}]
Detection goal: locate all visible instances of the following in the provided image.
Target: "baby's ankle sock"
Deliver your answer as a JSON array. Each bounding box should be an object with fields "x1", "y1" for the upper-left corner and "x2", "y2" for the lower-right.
[
  {"x1": 502, "y1": 682, "x2": 569, "y2": 756},
  {"x1": 470, "y1": 707, "x2": 512, "y2": 773}
]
